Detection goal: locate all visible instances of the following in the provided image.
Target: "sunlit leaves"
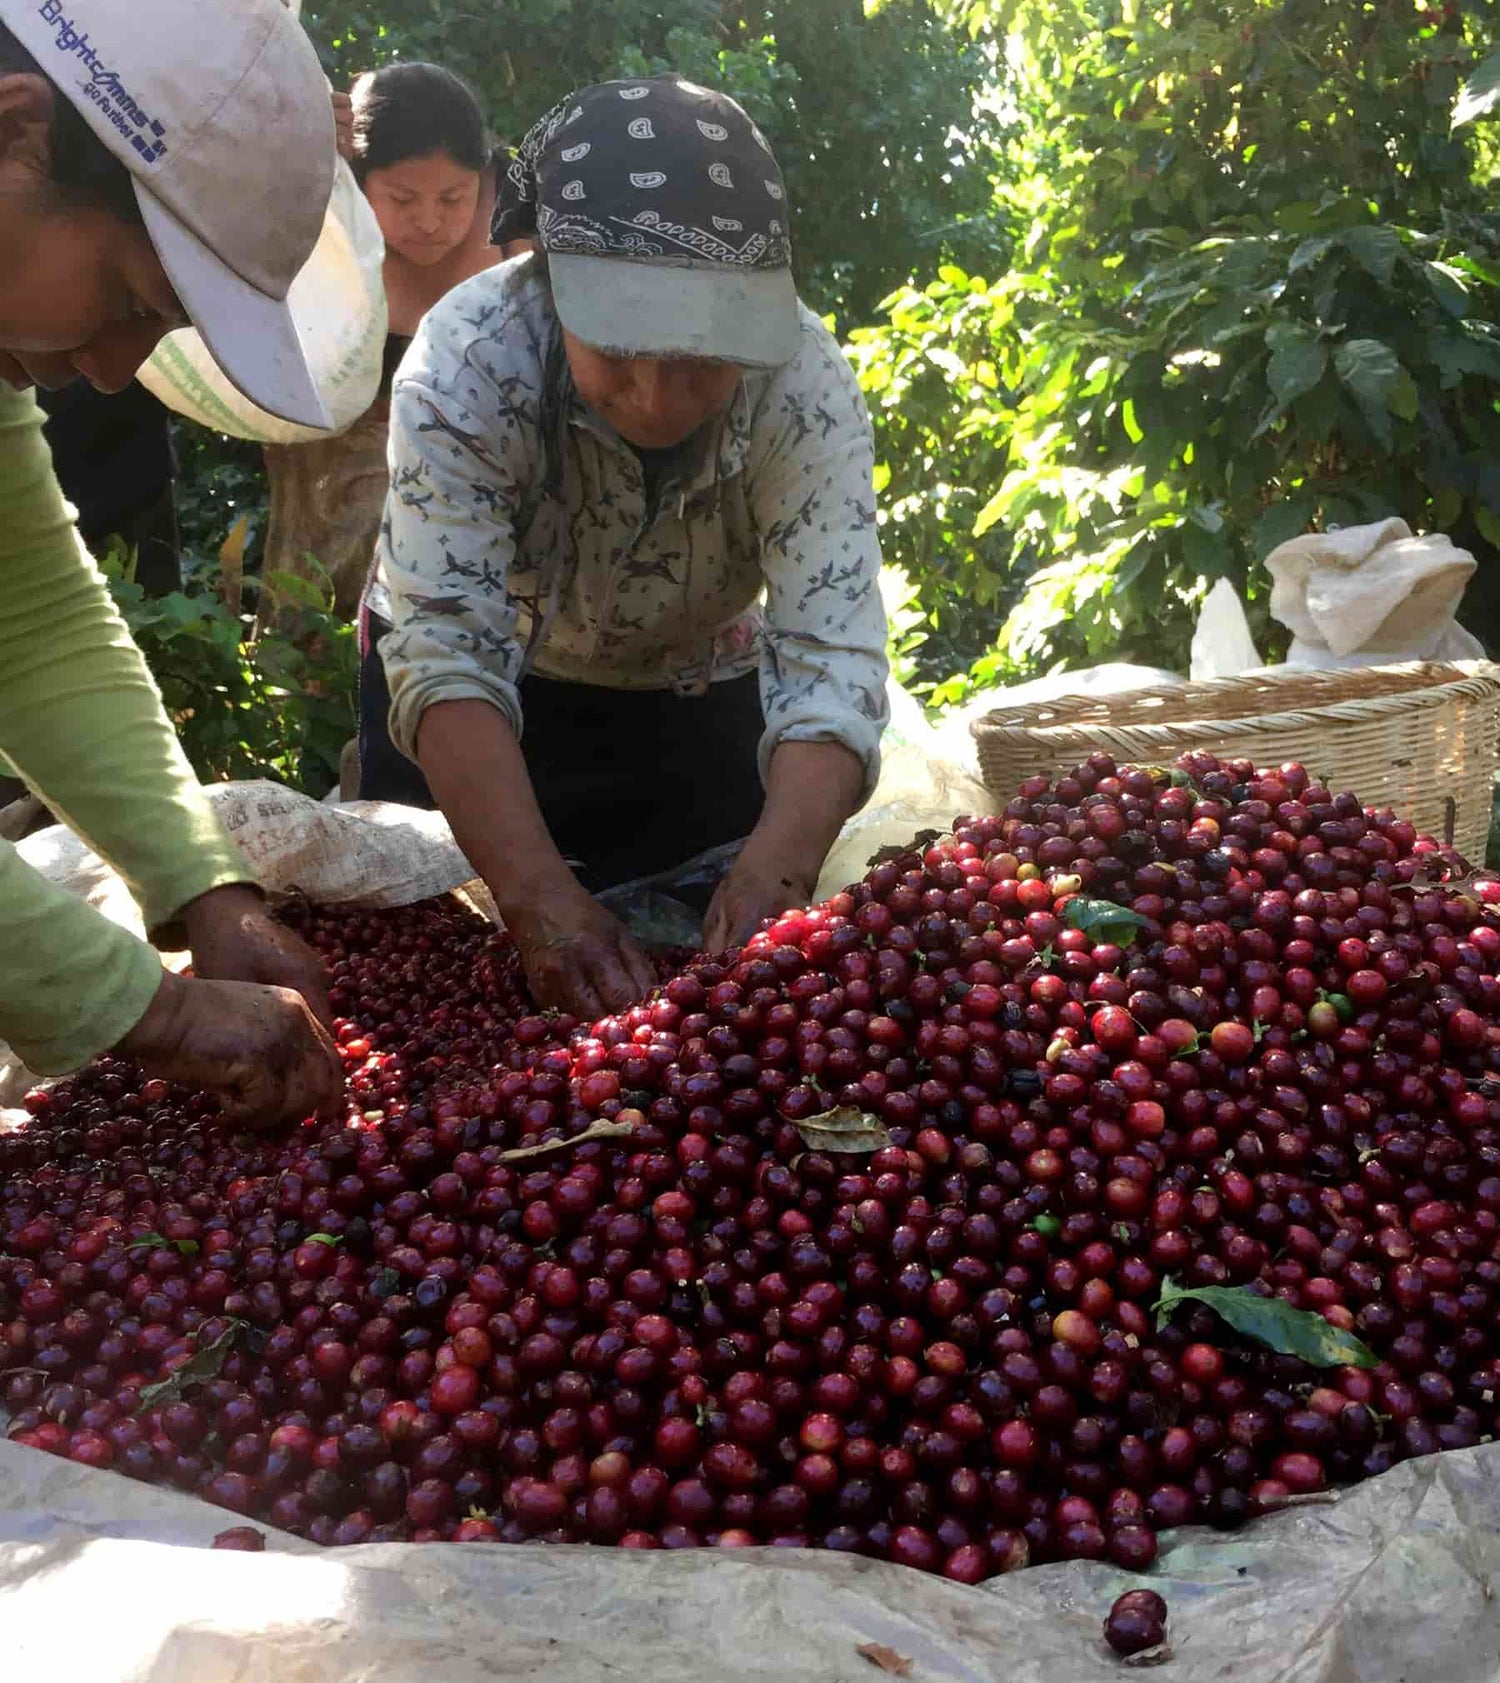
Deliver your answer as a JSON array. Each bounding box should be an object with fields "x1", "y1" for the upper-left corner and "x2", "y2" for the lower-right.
[
  {"x1": 846, "y1": 0, "x2": 1500, "y2": 701},
  {"x1": 1265, "y1": 324, "x2": 1328, "y2": 409},
  {"x1": 1453, "y1": 49, "x2": 1500, "y2": 128},
  {"x1": 1333, "y1": 339, "x2": 1402, "y2": 451}
]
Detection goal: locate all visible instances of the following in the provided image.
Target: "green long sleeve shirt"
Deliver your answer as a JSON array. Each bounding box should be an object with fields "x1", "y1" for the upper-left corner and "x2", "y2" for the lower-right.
[{"x1": 0, "y1": 384, "x2": 251, "y2": 1075}]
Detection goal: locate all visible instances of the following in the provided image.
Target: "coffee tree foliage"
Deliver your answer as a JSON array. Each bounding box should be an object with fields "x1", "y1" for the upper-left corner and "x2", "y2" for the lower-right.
[{"x1": 852, "y1": 0, "x2": 1500, "y2": 699}]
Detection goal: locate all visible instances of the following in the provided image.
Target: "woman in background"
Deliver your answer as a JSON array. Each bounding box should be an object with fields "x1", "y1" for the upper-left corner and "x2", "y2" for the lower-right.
[
  {"x1": 354, "y1": 64, "x2": 519, "y2": 358},
  {"x1": 257, "y1": 65, "x2": 521, "y2": 657}
]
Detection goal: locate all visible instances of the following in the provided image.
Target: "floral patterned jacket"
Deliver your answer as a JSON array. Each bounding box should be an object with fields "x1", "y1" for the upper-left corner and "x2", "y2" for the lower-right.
[{"x1": 366, "y1": 254, "x2": 890, "y2": 795}]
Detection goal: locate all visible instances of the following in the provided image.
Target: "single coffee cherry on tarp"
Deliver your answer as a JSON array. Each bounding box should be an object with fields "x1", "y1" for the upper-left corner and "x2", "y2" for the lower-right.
[{"x1": 1104, "y1": 1587, "x2": 1167, "y2": 1655}]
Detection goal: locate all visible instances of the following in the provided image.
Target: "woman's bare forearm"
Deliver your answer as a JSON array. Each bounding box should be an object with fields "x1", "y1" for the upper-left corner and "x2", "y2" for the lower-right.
[
  {"x1": 414, "y1": 699, "x2": 574, "y2": 916},
  {"x1": 746, "y1": 739, "x2": 865, "y2": 885},
  {"x1": 414, "y1": 698, "x2": 657, "y2": 1014}
]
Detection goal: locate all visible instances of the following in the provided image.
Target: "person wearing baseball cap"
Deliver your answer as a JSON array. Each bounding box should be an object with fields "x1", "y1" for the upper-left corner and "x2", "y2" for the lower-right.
[
  {"x1": 0, "y1": 0, "x2": 343, "y2": 1123},
  {"x1": 359, "y1": 75, "x2": 891, "y2": 1018}
]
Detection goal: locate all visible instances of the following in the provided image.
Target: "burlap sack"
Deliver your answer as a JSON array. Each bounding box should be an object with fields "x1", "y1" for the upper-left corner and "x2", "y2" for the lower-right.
[
  {"x1": 1266, "y1": 519, "x2": 1486, "y2": 667},
  {"x1": 256, "y1": 409, "x2": 391, "y2": 641}
]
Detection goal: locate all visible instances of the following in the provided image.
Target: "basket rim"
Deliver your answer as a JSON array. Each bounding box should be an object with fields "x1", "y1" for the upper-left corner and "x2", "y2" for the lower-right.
[{"x1": 972, "y1": 659, "x2": 1500, "y2": 742}]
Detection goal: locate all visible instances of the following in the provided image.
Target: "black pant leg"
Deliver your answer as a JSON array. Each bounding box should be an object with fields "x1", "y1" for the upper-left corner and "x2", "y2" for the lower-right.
[
  {"x1": 357, "y1": 614, "x2": 437, "y2": 808},
  {"x1": 126, "y1": 485, "x2": 183, "y2": 598}
]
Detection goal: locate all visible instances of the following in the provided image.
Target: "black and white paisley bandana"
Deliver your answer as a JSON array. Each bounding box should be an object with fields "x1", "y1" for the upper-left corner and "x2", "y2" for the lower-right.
[{"x1": 493, "y1": 75, "x2": 793, "y2": 274}]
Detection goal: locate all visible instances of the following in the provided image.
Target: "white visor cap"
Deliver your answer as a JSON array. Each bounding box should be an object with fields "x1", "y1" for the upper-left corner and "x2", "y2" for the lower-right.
[{"x1": 3, "y1": 0, "x2": 336, "y2": 427}]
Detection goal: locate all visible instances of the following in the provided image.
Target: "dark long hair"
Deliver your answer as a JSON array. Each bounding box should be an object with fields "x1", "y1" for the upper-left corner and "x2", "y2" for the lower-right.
[
  {"x1": 0, "y1": 22, "x2": 141, "y2": 221},
  {"x1": 350, "y1": 62, "x2": 488, "y2": 185}
]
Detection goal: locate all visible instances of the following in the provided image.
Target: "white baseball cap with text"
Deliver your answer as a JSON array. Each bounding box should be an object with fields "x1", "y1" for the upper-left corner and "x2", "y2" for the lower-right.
[{"x1": 2, "y1": 0, "x2": 336, "y2": 427}]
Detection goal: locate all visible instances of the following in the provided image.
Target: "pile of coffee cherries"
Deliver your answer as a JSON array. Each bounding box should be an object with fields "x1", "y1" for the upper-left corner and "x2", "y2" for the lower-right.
[{"x1": 3, "y1": 750, "x2": 1498, "y2": 1585}]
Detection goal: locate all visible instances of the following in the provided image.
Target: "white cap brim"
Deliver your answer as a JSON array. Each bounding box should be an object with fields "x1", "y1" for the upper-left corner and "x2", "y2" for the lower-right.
[
  {"x1": 550, "y1": 253, "x2": 800, "y2": 369},
  {"x1": 136, "y1": 183, "x2": 332, "y2": 430}
]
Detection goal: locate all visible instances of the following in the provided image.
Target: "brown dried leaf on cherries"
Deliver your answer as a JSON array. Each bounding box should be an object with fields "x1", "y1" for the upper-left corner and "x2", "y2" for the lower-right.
[
  {"x1": 497, "y1": 1118, "x2": 637, "y2": 1164},
  {"x1": 794, "y1": 1108, "x2": 894, "y2": 1154},
  {"x1": 856, "y1": 1642, "x2": 914, "y2": 1676},
  {"x1": 1392, "y1": 863, "x2": 1489, "y2": 898},
  {"x1": 866, "y1": 830, "x2": 941, "y2": 869}
]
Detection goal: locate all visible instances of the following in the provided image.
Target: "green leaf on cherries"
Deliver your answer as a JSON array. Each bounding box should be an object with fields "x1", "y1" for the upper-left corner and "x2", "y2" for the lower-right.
[
  {"x1": 1169, "y1": 768, "x2": 1196, "y2": 790},
  {"x1": 793, "y1": 1108, "x2": 894, "y2": 1154},
  {"x1": 1154, "y1": 1279, "x2": 1378, "y2": 1370},
  {"x1": 1061, "y1": 895, "x2": 1151, "y2": 949},
  {"x1": 136, "y1": 1319, "x2": 248, "y2": 1412},
  {"x1": 305, "y1": 1232, "x2": 343, "y2": 1248},
  {"x1": 127, "y1": 1232, "x2": 198, "y2": 1256},
  {"x1": 1032, "y1": 1213, "x2": 1062, "y2": 1237}
]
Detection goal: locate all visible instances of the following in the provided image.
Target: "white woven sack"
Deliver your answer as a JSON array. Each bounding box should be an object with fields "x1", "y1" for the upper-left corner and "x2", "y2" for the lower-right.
[{"x1": 815, "y1": 681, "x2": 997, "y2": 901}]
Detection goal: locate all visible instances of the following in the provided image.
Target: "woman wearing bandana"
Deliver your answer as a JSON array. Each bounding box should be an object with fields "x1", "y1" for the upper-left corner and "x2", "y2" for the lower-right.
[{"x1": 358, "y1": 76, "x2": 890, "y2": 1019}]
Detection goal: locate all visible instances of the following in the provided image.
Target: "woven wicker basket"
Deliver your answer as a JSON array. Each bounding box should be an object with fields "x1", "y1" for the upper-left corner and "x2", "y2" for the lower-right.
[{"x1": 971, "y1": 661, "x2": 1500, "y2": 863}]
